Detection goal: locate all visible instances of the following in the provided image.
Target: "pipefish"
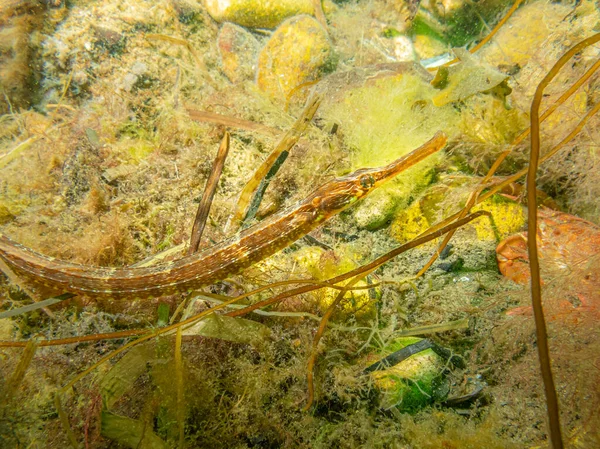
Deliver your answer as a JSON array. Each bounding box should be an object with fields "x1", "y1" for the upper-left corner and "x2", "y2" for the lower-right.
[{"x1": 0, "y1": 132, "x2": 447, "y2": 300}]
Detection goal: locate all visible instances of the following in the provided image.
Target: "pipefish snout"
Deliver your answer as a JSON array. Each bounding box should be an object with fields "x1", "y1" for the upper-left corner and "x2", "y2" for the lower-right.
[{"x1": 0, "y1": 132, "x2": 447, "y2": 300}]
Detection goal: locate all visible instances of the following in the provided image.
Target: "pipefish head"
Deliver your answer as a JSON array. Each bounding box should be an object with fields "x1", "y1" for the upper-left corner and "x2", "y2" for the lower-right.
[{"x1": 309, "y1": 131, "x2": 447, "y2": 217}]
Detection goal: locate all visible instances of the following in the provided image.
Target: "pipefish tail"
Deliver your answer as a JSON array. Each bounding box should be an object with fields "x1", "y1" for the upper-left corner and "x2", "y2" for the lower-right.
[{"x1": 0, "y1": 132, "x2": 447, "y2": 300}]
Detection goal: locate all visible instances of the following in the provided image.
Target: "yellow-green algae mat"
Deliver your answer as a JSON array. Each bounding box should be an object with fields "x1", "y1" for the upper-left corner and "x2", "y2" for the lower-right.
[
  {"x1": 314, "y1": 57, "x2": 512, "y2": 230},
  {"x1": 316, "y1": 65, "x2": 460, "y2": 230}
]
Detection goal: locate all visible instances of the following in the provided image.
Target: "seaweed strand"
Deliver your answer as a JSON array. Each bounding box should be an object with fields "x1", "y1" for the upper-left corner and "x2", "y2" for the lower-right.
[
  {"x1": 226, "y1": 94, "x2": 321, "y2": 232},
  {"x1": 417, "y1": 98, "x2": 600, "y2": 241},
  {"x1": 303, "y1": 273, "x2": 372, "y2": 411},
  {"x1": 527, "y1": 32, "x2": 600, "y2": 449},
  {"x1": 188, "y1": 132, "x2": 230, "y2": 254},
  {"x1": 0, "y1": 281, "x2": 374, "y2": 348},
  {"x1": 469, "y1": 0, "x2": 523, "y2": 54},
  {"x1": 175, "y1": 327, "x2": 185, "y2": 449}
]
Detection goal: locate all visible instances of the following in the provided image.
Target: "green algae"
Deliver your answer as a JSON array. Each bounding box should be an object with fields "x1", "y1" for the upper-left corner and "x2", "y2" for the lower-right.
[{"x1": 320, "y1": 72, "x2": 461, "y2": 229}]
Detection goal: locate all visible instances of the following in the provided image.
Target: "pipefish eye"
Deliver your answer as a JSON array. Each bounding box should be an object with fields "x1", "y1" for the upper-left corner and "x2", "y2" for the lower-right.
[{"x1": 359, "y1": 174, "x2": 375, "y2": 189}]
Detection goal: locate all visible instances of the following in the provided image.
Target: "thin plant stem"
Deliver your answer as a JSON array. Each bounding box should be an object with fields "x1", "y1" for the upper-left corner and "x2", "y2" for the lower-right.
[
  {"x1": 304, "y1": 270, "x2": 375, "y2": 411},
  {"x1": 226, "y1": 211, "x2": 488, "y2": 318},
  {"x1": 188, "y1": 132, "x2": 230, "y2": 254},
  {"x1": 527, "y1": 32, "x2": 600, "y2": 449},
  {"x1": 415, "y1": 98, "x2": 600, "y2": 240},
  {"x1": 226, "y1": 94, "x2": 321, "y2": 232},
  {"x1": 175, "y1": 327, "x2": 185, "y2": 448},
  {"x1": 0, "y1": 280, "x2": 381, "y2": 348}
]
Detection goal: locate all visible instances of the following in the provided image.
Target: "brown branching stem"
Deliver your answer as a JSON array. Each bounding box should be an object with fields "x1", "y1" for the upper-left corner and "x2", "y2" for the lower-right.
[
  {"x1": 527, "y1": 32, "x2": 600, "y2": 449},
  {"x1": 419, "y1": 98, "x2": 600, "y2": 240},
  {"x1": 175, "y1": 327, "x2": 185, "y2": 449},
  {"x1": 0, "y1": 281, "x2": 380, "y2": 348}
]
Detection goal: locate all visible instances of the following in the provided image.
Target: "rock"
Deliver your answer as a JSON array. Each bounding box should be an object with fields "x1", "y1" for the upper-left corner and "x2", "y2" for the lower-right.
[
  {"x1": 102, "y1": 164, "x2": 139, "y2": 185},
  {"x1": 217, "y1": 22, "x2": 261, "y2": 83},
  {"x1": 353, "y1": 185, "x2": 409, "y2": 232},
  {"x1": 0, "y1": 318, "x2": 16, "y2": 340},
  {"x1": 92, "y1": 25, "x2": 126, "y2": 56},
  {"x1": 459, "y1": 95, "x2": 528, "y2": 146},
  {"x1": 413, "y1": 33, "x2": 447, "y2": 60},
  {"x1": 416, "y1": 0, "x2": 508, "y2": 49},
  {"x1": 204, "y1": 0, "x2": 314, "y2": 29},
  {"x1": 497, "y1": 209, "x2": 600, "y2": 323},
  {"x1": 471, "y1": 196, "x2": 526, "y2": 241},
  {"x1": 405, "y1": 178, "x2": 526, "y2": 244},
  {"x1": 118, "y1": 62, "x2": 148, "y2": 92},
  {"x1": 292, "y1": 245, "x2": 380, "y2": 317},
  {"x1": 256, "y1": 15, "x2": 332, "y2": 101},
  {"x1": 478, "y1": 1, "x2": 573, "y2": 69},
  {"x1": 171, "y1": 0, "x2": 205, "y2": 23},
  {"x1": 362, "y1": 337, "x2": 448, "y2": 411},
  {"x1": 0, "y1": 204, "x2": 16, "y2": 225},
  {"x1": 391, "y1": 35, "x2": 416, "y2": 62},
  {"x1": 389, "y1": 200, "x2": 433, "y2": 245}
]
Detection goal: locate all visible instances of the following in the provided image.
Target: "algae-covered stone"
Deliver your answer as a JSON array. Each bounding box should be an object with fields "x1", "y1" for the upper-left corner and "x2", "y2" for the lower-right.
[
  {"x1": 353, "y1": 173, "x2": 436, "y2": 232},
  {"x1": 391, "y1": 35, "x2": 417, "y2": 62},
  {"x1": 413, "y1": 34, "x2": 448, "y2": 60},
  {"x1": 478, "y1": 1, "x2": 573, "y2": 69},
  {"x1": 389, "y1": 200, "x2": 434, "y2": 245},
  {"x1": 411, "y1": 179, "x2": 526, "y2": 243},
  {"x1": 0, "y1": 204, "x2": 16, "y2": 225},
  {"x1": 257, "y1": 15, "x2": 331, "y2": 101},
  {"x1": 363, "y1": 337, "x2": 448, "y2": 411},
  {"x1": 471, "y1": 195, "x2": 526, "y2": 241},
  {"x1": 416, "y1": 0, "x2": 508, "y2": 49},
  {"x1": 292, "y1": 246, "x2": 380, "y2": 316},
  {"x1": 351, "y1": 186, "x2": 399, "y2": 231},
  {"x1": 319, "y1": 278, "x2": 379, "y2": 316},
  {"x1": 459, "y1": 95, "x2": 529, "y2": 146},
  {"x1": 217, "y1": 22, "x2": 260, "y2": 83},
  {"x1": 205, "y1": 0, "x2": 314, "y2": 29}
]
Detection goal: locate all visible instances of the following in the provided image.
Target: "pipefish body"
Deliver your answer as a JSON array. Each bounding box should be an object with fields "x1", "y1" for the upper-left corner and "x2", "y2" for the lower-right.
[{"x1": 0, "y1": 132, "x2": 447, "y2": 300}]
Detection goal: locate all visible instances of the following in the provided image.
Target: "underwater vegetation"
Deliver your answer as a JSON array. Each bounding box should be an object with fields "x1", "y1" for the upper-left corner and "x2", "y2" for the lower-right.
[{"x1": 1, "y1": 0, "x2": 600, "y2": 448}]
